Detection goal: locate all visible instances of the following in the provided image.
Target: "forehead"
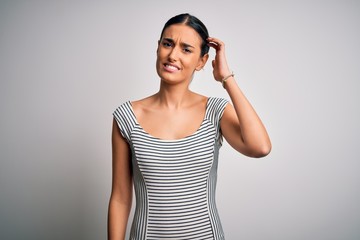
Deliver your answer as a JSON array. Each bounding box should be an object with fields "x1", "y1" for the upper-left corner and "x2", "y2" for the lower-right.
[{"x1": 162, "y1": 24, "x2": 202, "y2": 46}]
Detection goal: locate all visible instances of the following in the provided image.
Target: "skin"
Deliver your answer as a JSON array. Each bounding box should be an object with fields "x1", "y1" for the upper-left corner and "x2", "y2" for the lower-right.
[{"x1": 108, "y1": 23, "x2": 271, "y2": 240}]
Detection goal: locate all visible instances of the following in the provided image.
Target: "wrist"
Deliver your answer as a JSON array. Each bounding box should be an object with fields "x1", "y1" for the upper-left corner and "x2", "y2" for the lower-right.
[{"x1": 221, "y1": 72, "x2": 234, "y2": 89}]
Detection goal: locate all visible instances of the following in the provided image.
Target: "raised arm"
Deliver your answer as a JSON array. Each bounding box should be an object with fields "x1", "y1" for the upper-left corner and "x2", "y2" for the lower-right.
[
  {"x1": 207, "y1": 37, "x2": 271, "y2": 158},
  {"x1": 108, "y1": 119, "x2": 133, "y2": 239}
]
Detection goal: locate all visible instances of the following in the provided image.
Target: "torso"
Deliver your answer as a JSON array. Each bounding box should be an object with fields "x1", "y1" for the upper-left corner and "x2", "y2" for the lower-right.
[{"x1": 113, "y1": 96, "x2": 229, "y2": 239}]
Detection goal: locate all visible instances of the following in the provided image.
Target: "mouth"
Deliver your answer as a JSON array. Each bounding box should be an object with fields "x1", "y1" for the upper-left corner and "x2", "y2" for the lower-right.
[{"x1": 163, "y1": 63, "x2": 180, "y2": 72}]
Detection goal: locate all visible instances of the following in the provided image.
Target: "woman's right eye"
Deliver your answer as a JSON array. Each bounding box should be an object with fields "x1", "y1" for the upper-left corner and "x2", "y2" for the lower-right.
[{"x1": 162, "y1": 42, "x2": 172, "y2": 47}]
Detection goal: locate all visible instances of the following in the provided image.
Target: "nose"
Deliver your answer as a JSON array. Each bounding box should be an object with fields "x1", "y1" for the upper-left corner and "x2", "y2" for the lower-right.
[{"x1": 168, "y1": 46, "x2": 180, "y2": 61}]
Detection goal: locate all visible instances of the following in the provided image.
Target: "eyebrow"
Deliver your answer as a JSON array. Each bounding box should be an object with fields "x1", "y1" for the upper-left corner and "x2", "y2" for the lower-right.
[{"x1": 163, "y1": 38, "x2": 195, "y2": 49}]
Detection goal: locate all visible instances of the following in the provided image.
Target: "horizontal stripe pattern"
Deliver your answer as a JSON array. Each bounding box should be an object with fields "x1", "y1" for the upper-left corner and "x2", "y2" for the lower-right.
[{"x1": 113, "y1": 97, "x2": 228, "y2": 240}]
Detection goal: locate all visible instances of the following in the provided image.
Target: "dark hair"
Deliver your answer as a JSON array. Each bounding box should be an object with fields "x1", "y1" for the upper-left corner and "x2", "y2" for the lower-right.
[{"x1": 159, "y1": 13, "x2": 209, "y2": 57}]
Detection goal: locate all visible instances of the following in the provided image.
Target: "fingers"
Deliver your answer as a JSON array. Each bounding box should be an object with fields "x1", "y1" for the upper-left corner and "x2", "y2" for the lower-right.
[
  {"x1": 207, "y1": 37, "x2": 225, "y2": 51},
  {"x1": 208, "y1": 37, "x2": 224, "y2": 45}
]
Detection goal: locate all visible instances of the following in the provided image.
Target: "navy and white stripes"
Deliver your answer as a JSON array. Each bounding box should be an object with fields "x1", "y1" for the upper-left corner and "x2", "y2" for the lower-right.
[{"x1": 113, "y1": 97, "x2": 228, "y2": 240}]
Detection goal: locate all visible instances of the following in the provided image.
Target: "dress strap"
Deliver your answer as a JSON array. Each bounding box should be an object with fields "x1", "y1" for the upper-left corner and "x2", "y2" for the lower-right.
[
  {"x1": 113, "y1": 101, "x2": 136, "y2": 143},
  {"x1": 205, "y1": 97, "x2": 229, "y2": 145},
  {"x1": 205, "y1": 97, "x2": 229, "y2": 126}
]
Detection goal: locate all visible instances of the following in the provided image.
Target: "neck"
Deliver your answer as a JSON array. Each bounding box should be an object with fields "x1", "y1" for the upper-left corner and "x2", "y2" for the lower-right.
[{"x1": 155, "y1": 80, "x2": 193, "y2": 109}]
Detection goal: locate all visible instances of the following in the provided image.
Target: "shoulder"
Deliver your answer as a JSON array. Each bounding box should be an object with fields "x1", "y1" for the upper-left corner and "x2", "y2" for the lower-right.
[
  {"x1": 207, "y1": 96, "x2": 229, "y2": 110},
  {"x1": 205, "y1": 96, "x2": 229, "y2": 124},
  {"x1": 113, "y1": 100, "x2": 136, "y2": 141},
  {"x1": 130, "y1": 95, "x2": 157, "y2": 119},
  {"x1": 189, "y1": 92, "x2": 208, "y2": 108},
  {"x1": 113, "y1": 101, "x2": 132, "y2": 115},
  {"x1": 114, "y1": 94, "x2": 155, "y2": 116}
]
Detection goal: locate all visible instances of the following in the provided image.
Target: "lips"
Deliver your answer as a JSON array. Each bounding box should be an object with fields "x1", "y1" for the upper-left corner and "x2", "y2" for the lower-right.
[{"x1": 164, "y1": 63, "x2": 180, "y2": 72}]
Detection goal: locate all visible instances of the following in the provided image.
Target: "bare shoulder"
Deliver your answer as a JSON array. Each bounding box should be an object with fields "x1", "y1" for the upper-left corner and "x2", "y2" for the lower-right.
[
  {"x1": 188, "y1": 92, "x2": 208, "y2": 108},
  {"x1": 130, "y1": 95, "x2": 158, "y2": 118},
  {"x1": 131, "y1": 95, "x2": 155, "y2": 107}
]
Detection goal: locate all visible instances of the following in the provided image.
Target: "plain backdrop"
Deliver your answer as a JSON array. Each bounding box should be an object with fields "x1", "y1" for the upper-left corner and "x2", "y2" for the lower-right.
[{"x1": 1, "y1": 0, "x2": 359, "y2": 239}]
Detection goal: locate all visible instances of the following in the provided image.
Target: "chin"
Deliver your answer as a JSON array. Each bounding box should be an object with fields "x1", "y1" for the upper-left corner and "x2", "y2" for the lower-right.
[{"x1": 160, "y1": 76, "x2": 180, "y2": 84}]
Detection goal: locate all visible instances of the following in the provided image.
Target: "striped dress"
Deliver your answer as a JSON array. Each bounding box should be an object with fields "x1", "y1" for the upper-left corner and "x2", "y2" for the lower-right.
[{"x1": 113, "y1": 97, "x2": 229, "y2": 240}]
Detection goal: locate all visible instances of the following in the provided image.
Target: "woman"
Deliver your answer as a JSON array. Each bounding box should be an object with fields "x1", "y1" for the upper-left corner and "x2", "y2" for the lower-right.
[{"x1": 108, "y1": 13, "x2": 271, "y2": 240}]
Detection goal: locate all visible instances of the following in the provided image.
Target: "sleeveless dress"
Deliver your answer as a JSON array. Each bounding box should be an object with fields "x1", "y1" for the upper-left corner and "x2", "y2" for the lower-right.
[{"x1": 113, "y1": 97, "x2": 229, "y2": 240}]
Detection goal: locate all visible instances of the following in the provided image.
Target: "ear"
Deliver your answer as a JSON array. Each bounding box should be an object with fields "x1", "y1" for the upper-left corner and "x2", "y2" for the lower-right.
[{"x1": 195, "y1": 53, "x2": 209, "y2": 71}]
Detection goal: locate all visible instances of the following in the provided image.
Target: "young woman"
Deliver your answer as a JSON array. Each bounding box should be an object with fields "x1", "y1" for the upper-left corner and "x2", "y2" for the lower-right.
[{"x1": 108, "y1": 13, "x2": 271, "y2": 240}]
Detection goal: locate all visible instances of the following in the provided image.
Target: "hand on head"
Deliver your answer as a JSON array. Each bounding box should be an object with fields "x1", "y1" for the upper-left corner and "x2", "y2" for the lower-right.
[{"x1": 207, "y1": 37, "x2": 232, "y2": 82}]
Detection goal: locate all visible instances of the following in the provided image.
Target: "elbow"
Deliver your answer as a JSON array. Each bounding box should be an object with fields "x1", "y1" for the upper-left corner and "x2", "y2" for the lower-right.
[
  {"x1": 248, "y1": 142, "x2": 272, "y2": 158},
  {"x1": 256, "y1": 144, "x2": 272, "y2": 158},
  {"x1": 258, "y1": 142, "x2": 272, "y2": 158},
  {"x1": 231, "y1": 136, "x2": 272, "y2": 158}
]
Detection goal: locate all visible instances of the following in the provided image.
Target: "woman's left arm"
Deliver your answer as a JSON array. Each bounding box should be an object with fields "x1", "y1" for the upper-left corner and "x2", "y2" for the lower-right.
[{"x1": 208, "y1": 37, "x2": 271, "y2": 158}]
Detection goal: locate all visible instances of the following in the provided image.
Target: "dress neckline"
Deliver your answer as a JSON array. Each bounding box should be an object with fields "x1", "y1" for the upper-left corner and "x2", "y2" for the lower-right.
[{"x1": 128, "y1": 97, "x2": 210, "y2": 142}]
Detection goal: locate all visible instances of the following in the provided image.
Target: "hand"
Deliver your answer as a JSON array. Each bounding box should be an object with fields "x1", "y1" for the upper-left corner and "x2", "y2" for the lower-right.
[{"x1": 207, "y1": 37, "x2": 232, "y2": 82}]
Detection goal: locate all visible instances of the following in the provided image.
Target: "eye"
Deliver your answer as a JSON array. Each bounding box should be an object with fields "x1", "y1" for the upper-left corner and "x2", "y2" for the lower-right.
[
  {"x1": 183, "y1": 48, "x2": 192, "y2": 53},
  {"x1": 162, "y1": 41, "x2": 172, "y2": 48}
]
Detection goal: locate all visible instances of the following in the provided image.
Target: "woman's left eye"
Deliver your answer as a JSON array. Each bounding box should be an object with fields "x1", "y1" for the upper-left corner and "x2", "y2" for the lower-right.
[{"x1": 183, "y1": 48, "x2": 192, "y2": 53}]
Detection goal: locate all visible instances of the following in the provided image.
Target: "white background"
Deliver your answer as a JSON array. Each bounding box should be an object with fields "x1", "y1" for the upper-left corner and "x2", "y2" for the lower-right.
[{"x1": 1, "y1": 0, "x2": 359, "y2": 239}]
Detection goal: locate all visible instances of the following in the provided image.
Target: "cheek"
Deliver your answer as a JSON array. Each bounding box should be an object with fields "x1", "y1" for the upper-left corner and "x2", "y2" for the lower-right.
[
  {"x1": 157, "y1": 48, "x2": 168, "y2": 61},
  {"x1": 156, "y1": 49, "x2": 164, "y2": 64},
  {"x1": 156, "y1": 57, "x2": 162, "y2": 71},
  {"x1": 184, "y1": 57, "x2": 201, "y2": 69}
]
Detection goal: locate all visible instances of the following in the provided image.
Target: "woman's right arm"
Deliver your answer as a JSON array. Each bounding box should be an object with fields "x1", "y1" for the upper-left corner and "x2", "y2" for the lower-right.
[{"x1": 108, "y1": 118, "x2": 133, "y2": 240}]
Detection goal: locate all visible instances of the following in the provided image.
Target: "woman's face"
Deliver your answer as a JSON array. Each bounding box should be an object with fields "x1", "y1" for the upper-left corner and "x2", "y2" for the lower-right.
[{"x1": 156, "y1": 24, "x2": 208, "y2": 85}]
